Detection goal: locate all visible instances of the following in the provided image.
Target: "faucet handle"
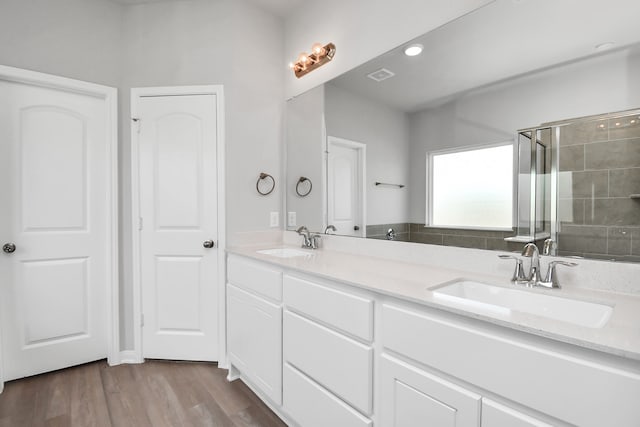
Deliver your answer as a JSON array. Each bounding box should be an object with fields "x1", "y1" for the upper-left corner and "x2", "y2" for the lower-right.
[
  {"x1": 498, "y1": 255, "x2": 527, "y2": 283},
  {"x1": 541, "y1": 260, "x2": 578, "y2": 288},
  {"x1": 310, "y1": 234, "x2": 322, "y2": 249},
  {"x1": 543, "y1": 238, "x2": 555, "y2": 256}
]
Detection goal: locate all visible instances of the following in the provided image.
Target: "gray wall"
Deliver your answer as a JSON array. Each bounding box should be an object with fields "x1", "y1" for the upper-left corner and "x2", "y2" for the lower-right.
[
  {"x1": 325, "y1": 83, "x2": 410, "y2": 225},
  {"x1": 286, "y1": 85, "x2": 325, "y2": 232},
  {"x1": 0, "y1": 0, "x2": 284, "y2": 350},
  {"x1": 0, "y1": 0, "x2": 123, "y2": 86}
]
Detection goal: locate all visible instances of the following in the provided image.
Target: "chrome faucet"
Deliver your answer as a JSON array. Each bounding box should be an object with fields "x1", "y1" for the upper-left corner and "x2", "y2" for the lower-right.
[
  {"x1": 296, "y1": 226, "x2": 322, "y2": 249},
  {"x1": 324, "y1": 225, "x2": 337, "y2": 234},
  {"x1": 296, "y1": 226, "x2": 311, "y2": 248},
  {"x1": 499, "y1": 239, "x2": 577, "y2": 288},
  {"x1": 521, "y1": 242, "x2": 543, "y2": 285}
]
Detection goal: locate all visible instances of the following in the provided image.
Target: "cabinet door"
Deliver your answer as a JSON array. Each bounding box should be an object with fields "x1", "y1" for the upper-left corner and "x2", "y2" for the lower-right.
[
  {"x1": 380, "y1": 354, "x2": 481, "y2": 427},
  {"x1": 227, "y1": 284, "x2": 282, "y2": 404},
  {"x1": 482, "y1": 399, "x2": 554, "y2": 427}
]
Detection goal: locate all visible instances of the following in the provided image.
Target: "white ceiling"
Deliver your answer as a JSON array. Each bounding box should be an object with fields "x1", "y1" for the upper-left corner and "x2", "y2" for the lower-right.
[
  {"x1": 107, "y1": 0, "x2": 307, "y2": 17},
  {"x1": 329, "y1": 0, "x2": 640, "y2": 112}
]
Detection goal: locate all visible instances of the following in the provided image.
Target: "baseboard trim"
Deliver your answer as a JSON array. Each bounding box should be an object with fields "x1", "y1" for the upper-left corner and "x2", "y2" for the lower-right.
[{"x1": 117, "y1": 350, "x2": 144, "y2": 365}]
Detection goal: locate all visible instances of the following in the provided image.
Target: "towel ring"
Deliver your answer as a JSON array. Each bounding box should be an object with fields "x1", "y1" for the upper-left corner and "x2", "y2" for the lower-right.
[
  {"x1": 257, "y1": 173, "x2": 275, "y2": 195},
  {"x1": 296, "y1": 176, "x2": 312, "y2": 197}
]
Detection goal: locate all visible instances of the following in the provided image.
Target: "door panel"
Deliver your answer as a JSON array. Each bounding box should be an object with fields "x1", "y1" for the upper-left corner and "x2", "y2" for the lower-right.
[
  {"x1": 138, "y1": 93, "x2": 218, "y2": 361},
  {"x1": 0, "y1": 78, "x2": 111, "y2": 381},
  {"x1": 21, "y1": 257, "x2": 89, "y2": 345},
  {"x1": 21, "y1": 107, "x2": 87, "y2": 230},
  {"x1": 155, "y1": 113, "x2": 203, "y2": 229},
  {"x1": 155, "y1": 256, "x2": 203, "y2": 331}
]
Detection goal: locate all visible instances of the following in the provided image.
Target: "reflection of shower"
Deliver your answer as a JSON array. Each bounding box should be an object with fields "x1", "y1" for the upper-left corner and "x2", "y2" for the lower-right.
[
  {"x1": 511, "y1": 127, "x2": 553, "y2": 245},
  {"x1": 517, "y1": 108, "x2": 640, "y2": 262}
]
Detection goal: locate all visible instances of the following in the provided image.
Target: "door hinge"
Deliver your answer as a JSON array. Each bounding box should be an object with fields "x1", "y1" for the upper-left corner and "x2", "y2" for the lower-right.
[
  {"x1": 141, "y1": 313, "x2": 145, "y2": 327},
  {"x1": 138, "y1": 217, "x2": 143, "y2": 231}
]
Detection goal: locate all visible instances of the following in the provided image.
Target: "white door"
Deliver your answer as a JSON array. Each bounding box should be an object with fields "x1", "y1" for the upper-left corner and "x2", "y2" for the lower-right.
[
  {"x1": 0, "y1": 75, "x2": 114, "y2": 381},
  {"x1": 327, "y1": 137, "x2": 366, "y2": 237},
  {"x1": 136, "y1": 92, "x2": 219, "y2": 361}
]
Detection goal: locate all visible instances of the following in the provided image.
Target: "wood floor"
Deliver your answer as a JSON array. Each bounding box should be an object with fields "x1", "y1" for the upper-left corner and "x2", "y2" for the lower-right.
[{"x1": 0, "y1": 360, "x2": 287, "y2": 427}]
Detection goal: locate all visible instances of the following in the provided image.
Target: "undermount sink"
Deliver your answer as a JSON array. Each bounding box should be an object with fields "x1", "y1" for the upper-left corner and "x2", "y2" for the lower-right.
[
  {"x1": 432, "y1": 280, "x2": 613, "y2": 328},
  {"x1": 256, "y1": 248, "x2": 314, "y2": 258}
]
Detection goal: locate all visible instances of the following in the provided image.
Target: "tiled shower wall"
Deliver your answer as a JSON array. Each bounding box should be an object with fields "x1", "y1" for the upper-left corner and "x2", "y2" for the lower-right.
[
  {"x1": 366, "y1": 223, "x2": 525, "y2": 252},
  {"x1": 557, "y1": 113, "x2": 640, "y2": 262}
]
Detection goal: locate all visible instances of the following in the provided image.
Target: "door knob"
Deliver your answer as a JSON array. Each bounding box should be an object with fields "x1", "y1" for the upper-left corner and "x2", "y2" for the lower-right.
[
  {"x1": 354, "y1": 225, "x2": 360, "y2": 231},
  {"x1": 2, "y1": 243, "x2": 16, "y2": 253},
  {"x1": 203, "y1": 240, "x2": 215, "y2": 249}
]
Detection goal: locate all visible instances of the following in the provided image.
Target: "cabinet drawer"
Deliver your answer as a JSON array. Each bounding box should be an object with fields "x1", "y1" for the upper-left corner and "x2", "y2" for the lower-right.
[
  {"x1": 284, "y1": 274, "x2": 373, "y2": 341},
  {"x1": 283, "y1": 363, "x2": 372, "y2": 427},
  {"x1": 227, "y1": 284, "x2": 282, "y2": 405},
  {"x1": 228, "y1": 255, "x2": 282, "y2": 301},
  {"x1": 482, "y1": 399, "x2": 554, "y2": 427},
  {"x1": 284, "y1": 310, "x2": 373, "y2": 415},
  {"x1": 379, "y1": 354, "x2": 481, "y2": 427},
  {"x1": 382, "y1": 303, "x2": 640, "y2": 427}
]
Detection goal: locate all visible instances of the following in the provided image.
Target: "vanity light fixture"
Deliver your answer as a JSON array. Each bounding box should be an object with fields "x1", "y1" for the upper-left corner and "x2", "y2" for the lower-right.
[
  {"x1": 289, "y1": 42, "x2": 336, "y2": 78},
  {"x1": 404, "y1": 43, "x2": 424, "y2": 57}
]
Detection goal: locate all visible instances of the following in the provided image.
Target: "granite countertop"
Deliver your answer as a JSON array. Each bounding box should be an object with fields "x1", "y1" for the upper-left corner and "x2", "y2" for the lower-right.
[{"x1": 227, "y1": 244, "x2": 640, "y2": 362}]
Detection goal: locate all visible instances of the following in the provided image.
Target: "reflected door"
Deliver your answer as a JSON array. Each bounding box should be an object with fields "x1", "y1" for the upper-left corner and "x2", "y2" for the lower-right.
[
  {"x1": 0, "y1": 79, "x2": 111, "y2": 380},
  {"x1": 137, "y1": 93, "x2": 219, "y2": 361},
  {"x1": 327, "y1": 137, "x2": 365, "y2": 237}
]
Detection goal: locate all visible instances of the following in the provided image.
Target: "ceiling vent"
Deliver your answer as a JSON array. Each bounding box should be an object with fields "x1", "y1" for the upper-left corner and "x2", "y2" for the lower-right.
[{"x1": 367, "y1": 68, "x2": 395, "y2": 82}]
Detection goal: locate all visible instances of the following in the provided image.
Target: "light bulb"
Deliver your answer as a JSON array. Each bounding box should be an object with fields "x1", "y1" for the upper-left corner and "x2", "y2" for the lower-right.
[
  {"x1": 288, "y1": 62, "x2": 295, "y2": 69},
  {"x1": 298, "y1": 52, "x2": 309, "y2": 64},
  {"x1": 311, "y1": 43, "x2": 324, "y2": 56}
]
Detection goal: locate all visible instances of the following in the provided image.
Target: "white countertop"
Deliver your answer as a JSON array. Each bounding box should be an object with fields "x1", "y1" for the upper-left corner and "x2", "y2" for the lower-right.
[{"x1": 228, "y1": 244, "x2": 640, "y2": 362}]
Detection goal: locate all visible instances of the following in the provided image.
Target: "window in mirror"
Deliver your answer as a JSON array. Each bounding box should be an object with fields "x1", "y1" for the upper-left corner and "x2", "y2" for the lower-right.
[{"x1": 427, "y1": 143, "x2": 514, "y2": 230}]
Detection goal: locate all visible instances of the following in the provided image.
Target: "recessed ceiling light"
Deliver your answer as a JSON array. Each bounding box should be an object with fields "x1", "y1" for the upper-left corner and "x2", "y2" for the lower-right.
[
  {"x1": 595, "y1": 42, "x2": 615, "y2": 51},
  {"x1": 404, "y1": 44, "x2": 424, "y2": 57}
]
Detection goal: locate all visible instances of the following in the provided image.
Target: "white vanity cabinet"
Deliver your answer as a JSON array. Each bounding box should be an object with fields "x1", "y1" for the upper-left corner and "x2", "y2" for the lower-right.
[
  {"x1": 226, "y1": 255, "x2": 283, "y2": 405},
  {"x1": 381, "y1": 301, "x2": 640, "y2": 427},
  {"x1": 225, "y1": 250, "x2": 640, "y2": 427},
  {"x1": 282, "y1": 274, "x2": 374, "y2": 427}
]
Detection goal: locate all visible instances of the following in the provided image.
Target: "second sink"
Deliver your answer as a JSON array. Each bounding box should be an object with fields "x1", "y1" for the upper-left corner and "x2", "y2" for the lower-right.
[{"x1": 432, "y1": 280, "x2": 613, "y2": 328}]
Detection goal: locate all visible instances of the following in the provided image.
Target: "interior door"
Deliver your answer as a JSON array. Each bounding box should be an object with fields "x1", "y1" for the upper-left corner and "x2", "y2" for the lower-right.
[
  {"x1": 327, "y1": 137, "x2": 365, "y2": 237},
  {"x1": 137, "y1": 93, "x2": 219, "y2": 361},
  {"x1": 0, "y1": 78, "x2": 111, "y2": 381}
]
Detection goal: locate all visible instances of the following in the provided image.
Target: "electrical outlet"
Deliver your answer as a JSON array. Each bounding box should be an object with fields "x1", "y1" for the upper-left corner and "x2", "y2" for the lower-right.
[
  {"x1": 287, "y1": 211, "x2": 297, "y2": 227},
  {"x1": 270, "y1": 211, "x2": 279, "y2": 228}
]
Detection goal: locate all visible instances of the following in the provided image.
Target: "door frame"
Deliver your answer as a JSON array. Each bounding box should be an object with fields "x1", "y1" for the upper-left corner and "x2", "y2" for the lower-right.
[
  {"x1": 326, "y1": 136, "x2": 367, "y2": 237},
  {"x1": 130, "y1": 86, "x2": 226, "y2": 365},
  {"x1": 0, "y1": 65, "x2": 119, "y2": 392}
]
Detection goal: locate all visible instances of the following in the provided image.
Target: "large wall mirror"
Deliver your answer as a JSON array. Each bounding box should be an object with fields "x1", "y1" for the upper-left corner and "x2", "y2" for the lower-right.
[{"x1": 286, "y1": 0, "x2": 640, "y2": 262}]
